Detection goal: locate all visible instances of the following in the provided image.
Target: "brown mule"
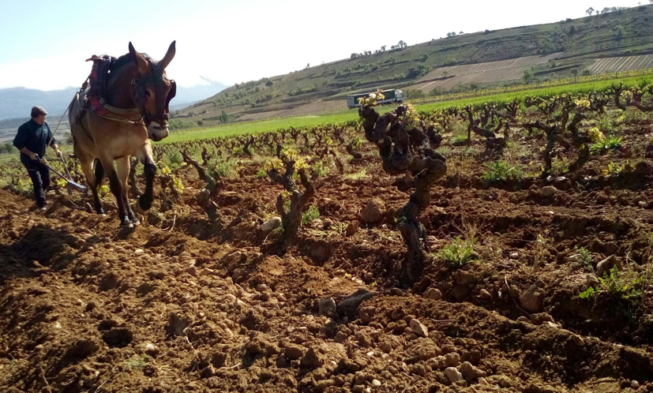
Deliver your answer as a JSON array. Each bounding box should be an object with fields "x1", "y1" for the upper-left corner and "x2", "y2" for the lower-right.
[{"x1": 69, "y1": 42, "x2": 176, "y2": 228}]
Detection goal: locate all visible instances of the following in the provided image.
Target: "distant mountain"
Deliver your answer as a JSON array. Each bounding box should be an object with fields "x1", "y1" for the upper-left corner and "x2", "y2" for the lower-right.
[
  {"x1": 0, "y1": 87, "x2": 77, "y2": 120},
  {"x1": 0, "y1": 82, "x2": 228, "y2": 120}
]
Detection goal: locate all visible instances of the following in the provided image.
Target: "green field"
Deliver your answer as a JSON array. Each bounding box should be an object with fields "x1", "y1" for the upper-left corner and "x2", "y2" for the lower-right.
[{"x1": 161, "y1": 74, "x2": 653, "y2": 144}]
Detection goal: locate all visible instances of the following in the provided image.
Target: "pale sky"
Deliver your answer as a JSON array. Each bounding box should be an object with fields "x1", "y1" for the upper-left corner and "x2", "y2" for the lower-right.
[{"x1": 0, "y1": 0, "x2": 641, "y2": 91}]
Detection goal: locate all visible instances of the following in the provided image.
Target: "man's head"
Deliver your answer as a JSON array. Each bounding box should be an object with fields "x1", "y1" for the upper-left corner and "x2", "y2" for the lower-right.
[{"x1": 31, "y1": 106, "x2": 47, "y2": 124}]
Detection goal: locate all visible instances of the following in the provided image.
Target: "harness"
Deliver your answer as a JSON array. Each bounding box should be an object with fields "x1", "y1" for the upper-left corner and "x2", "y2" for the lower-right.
[
  {"x1": 80, "y1": 54, "x2": 176, "y2": 126},
  {"x1": 131, "y1": 60, "x2": 177, "y2": 127}
]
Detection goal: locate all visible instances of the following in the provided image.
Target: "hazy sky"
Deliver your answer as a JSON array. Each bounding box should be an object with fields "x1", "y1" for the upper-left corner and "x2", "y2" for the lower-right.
[{"x1": 0, "y1": 0, "x2": 641, "y2": 90}]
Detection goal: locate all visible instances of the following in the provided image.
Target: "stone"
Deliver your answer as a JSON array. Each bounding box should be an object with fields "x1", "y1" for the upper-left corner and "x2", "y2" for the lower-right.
[
  {"x1": 596, "y1": 255, "x2": 619, "y2": 278},
  {"x1": 445, "y1": 352, "x2": 461, "y2": 367},
  {"x1": 372, "y1": 379, "x2": 381, "y2": 387},
  {"x1": 301, "y1": 348, "x2": 324, "y2": 368},
  {"x1": 509, "y1": 252, "x2": 519, "y2": 259},
  {"x1": 284, "y1": 344, "x2": 305, "y2": 360},
  {"x1": 358, "y1": 306, "x2": 376, "y2": 324},
  {"x1": 354, "y1": 372, "x2": 367, "y2": 385},
  {"x1": 361, "y1": 198, "x2": 385, "y2": 224},
  {"x1": 460, "y1": 361, "x2": 486, "y2": 381},
  {"x1": 540, "y1": 186, "x2": 557, "y2": 198},
  {"x1": 260, "y1": 217, "x2": 282, "y2": 232},
  {"x1": 424, "y1": 288, "x2": 442, "y2": 300},
  {"x1": 519, "y1": 287, "x2": 544, "y2": 313},
  {"x1": 345, "y1": 221, "x2": 359, "y2": 236},
  {"x1": 319, "y1": 298, "x2": 337, "y2": 317},
  {"x1": 531, "y1": 313, "x2": 555, "y2": 325},
  {"x1": 143, "y1": 342, "x2": 159, "y2": 357},
  {"x1": 409, "y1": 319, "x2": 428, "y2": 337},
  {"x1": 453, "y1": 270, "x2": 477, "y2": 285},
  {"x1": 444, "y1": 367, "x2": 464, "y2": 383},
  {"x1": 479, "y1": 289, "x2": 492, "y2": 301},
  {"x1": 571, "y1": 334, "x2": 585, "y2": 347},
  {"x1": 603, "y1": 242, "x2": 619, "y2": 256},
  {"x1": 631, "y1": 380, "x2": 640, "y2": 389}
]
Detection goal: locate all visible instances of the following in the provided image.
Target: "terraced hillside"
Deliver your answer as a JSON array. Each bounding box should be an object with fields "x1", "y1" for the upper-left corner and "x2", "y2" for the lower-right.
[
  {"x1": 175, "y1": 5, "x2": 653, "y2": 126},
  {"x1": 406, "y1": 54, "x2": 562, "y2": 93},
  {"x1": 588, "y1": 54, "x2": 653, "y2": 74}
]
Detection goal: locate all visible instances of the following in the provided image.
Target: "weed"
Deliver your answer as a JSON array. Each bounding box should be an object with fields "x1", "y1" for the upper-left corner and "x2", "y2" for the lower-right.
[
  {"x1": 311, "y1": 161, "x2": 329, "y2": 178},
  {"x1": 550, "y1": 156, "x2": 569, "y2": 176},
  {"x1": 345, "y1": 169, "x2": 367, "y2": 180},
  {"x1": 124, "y1": 355, "x2": 149, "y2": 369},
  {"x1": 451, "y1": 133, "x2": 468, "y2": 145},
  {"x1": 99, "y1": 184, "x2": 111, "y2": 199},
  {"x1": 624, "y1": 107, "x2": 648, "y2": 123},
  {"x1": 438, "y1": 236, "x2": 477, "y2": 268},
  {"x1": 604, "y1": 161, "x2": 624, "y2": 176},
  {"x1": 302, "y1": 205, "x2": 320, "y2": 225},
  {"x1": 590, "y1": 135, "x2": 622, "y2": 155},
  {"x1": 483, "y1": 161, "x2": 523, "y2": 182},
  {"x1": 256, "y1": 168, "x2": 268, "y2": 178},
  {"x1": 574, "y1": 247, "x2": 593, "y2": 271},
  {"x1": 580, "y1": 266, "x2": 644, "y2": 300},
  {"x1": 208, "y1": 158, "x2": 238, "y2": 179},
  {"x1": 596, "y1": 114, "x2": 614, "y2": 134}
]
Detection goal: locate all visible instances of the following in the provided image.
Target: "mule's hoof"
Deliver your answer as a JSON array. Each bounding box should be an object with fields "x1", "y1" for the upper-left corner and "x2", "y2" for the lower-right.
[
  {"x1": 97, "y1": 209, "x2": 105, "y2": 215},
  {"x1": 131, "y1": 217, "x2": 141, "y2": 226},
  {"x1": 137, "y1": 196, "x2": 152, "y2": 211},
  {"x1": 120, "y1": 218, "x2": 133, "y2": 229}
]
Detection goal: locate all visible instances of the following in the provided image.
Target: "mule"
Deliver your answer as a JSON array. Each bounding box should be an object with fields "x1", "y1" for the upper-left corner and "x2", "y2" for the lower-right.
[{"x1": 69, "y1": 41, "x2": 176, "y2": 228}]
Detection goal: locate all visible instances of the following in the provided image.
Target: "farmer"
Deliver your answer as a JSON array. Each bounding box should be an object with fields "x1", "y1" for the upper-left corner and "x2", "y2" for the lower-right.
[{"x1": 13, "y1": 106, "x2": 62, "y2": 210}]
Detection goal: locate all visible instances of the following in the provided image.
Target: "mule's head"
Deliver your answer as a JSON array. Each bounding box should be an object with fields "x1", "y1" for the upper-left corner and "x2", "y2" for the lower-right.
[{"x1": 129, "y1": 41, "x2": 176, "y2": 141}]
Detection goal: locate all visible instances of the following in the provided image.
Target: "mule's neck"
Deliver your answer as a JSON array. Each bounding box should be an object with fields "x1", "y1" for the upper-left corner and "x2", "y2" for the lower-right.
[{"x1": 106, "y1": 62, "x2": 139, "y2": 109}]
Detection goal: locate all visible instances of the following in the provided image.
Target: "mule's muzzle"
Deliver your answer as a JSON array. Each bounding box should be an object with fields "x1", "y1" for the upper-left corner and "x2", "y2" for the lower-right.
[{"x1": 148, "y1": 121, "x2": 169, "y2": 141}]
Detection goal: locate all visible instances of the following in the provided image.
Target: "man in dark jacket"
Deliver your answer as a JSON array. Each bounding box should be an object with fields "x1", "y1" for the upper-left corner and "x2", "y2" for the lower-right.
[{"x1": 13, "y1": 106, "x2": 62, "y2": 210}]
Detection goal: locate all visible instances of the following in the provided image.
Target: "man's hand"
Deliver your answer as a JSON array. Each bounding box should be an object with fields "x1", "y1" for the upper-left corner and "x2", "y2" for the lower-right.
[
  {"x1": 29, "y1": 152, "x2": 39, "y2": 161},
  {"x1": 54, "y1": 149, "x2": 62, "y2": 158}
]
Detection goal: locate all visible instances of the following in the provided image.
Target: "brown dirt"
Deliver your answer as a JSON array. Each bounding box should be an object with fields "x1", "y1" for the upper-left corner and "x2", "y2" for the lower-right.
[{"x1": 2, "y1": 120, "x2": 653, "y2": 392}]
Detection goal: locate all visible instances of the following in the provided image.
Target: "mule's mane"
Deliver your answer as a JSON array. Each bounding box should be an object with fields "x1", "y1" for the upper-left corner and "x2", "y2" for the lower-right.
[{"x1": 111, "y1": 52, "x2": 152, "y2": 73}]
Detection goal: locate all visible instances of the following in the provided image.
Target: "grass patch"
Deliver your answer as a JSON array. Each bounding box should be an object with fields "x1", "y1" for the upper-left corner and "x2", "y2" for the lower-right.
[
  {"x1": 438, "y1": 236, "x2": 478, "y2": 268},
  {"x1": 124, "y1": 355, "x2": 149, "y2": 369},
  {"x1": 483, "y1": 161, "x2": 523, "y2": 182},
  {"x1": 302, "y1": 205, "x2": 320, "y2": 225},
  {"x1": 345, "y1": 169, "x2": 368, "y2": 180}
]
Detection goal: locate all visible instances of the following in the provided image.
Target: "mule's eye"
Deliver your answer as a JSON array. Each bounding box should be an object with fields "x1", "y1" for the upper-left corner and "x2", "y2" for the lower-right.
[{"x1": 145, "y1": 91, "x2": 151, "y2": 98}]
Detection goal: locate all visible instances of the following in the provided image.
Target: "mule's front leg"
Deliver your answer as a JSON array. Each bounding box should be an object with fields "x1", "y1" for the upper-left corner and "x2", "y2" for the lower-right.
[
  {"x1": 116, "y1": 156, "x2": 139, "y2": 225},
  {"x1": 103, "y1": 159, "x2": 132, "y2": 228},
  {"x1": 138, "y1": 158, "x2": 157, "y2": 211}
]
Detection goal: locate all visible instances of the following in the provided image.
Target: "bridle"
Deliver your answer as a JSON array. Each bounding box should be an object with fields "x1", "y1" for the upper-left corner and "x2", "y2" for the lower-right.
[{"x1": 131, "y1": 60, "x2": 176, "y2": 128}]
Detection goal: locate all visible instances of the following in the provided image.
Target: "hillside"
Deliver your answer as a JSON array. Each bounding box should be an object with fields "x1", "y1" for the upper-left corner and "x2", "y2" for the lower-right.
[{"x1": 177, "y1": 5, "x2": 653, "y2": 125}]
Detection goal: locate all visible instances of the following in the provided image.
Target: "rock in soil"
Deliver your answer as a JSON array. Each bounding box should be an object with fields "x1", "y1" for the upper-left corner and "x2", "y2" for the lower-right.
[
  {"x1": 596, "y1": 255, "x2": 620, "y2": 278},
  {"x1": 284, "y1": 344, "x2": 305, "y2": 360},
  {"x1": 361, "y1": 198, "x2": 385, "y2": 224},
  {"x1": 319, "y1": 297, "x2": 337, "y2": 317},
  {"x1": 444, "y1": 367, "x2": 464, "y2": 383},
  {"x1": 409, "y1": 319, "x2": 428, "y2": 337},
  {"x1": 519, "y1": 286, "x2": 544, "y2": 313},
  {"x1": 260, "y1": 216, "x2": 282, "y2": 232}
]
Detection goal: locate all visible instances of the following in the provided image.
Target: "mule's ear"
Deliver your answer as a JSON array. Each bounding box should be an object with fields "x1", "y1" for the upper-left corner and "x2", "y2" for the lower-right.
[
  {"x1": 159, "y1": 41, "x2": 176, "y2": 70},
  {"x1": 128, "y1": 42, "x2": 149, "y2": 74}
]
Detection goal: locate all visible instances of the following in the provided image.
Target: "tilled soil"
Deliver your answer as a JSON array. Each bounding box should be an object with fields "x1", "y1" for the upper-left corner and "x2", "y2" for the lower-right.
[{"x1": 2, "y1": 130, "x2": 653, "y2": 393}]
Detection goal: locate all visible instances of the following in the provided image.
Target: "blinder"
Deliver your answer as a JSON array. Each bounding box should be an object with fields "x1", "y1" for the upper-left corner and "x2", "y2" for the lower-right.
[{"x1": 131, "y1": 61, "x2": 174, "y2": 127}]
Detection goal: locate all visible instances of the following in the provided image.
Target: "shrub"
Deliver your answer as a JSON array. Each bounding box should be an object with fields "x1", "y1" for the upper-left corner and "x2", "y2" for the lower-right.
[
  {"x1": 483, "y1": 161, "x2": 523, "y2": 182},
  {"x1": 438, "y1": 236, "x2": 477, "y2": 267}
]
